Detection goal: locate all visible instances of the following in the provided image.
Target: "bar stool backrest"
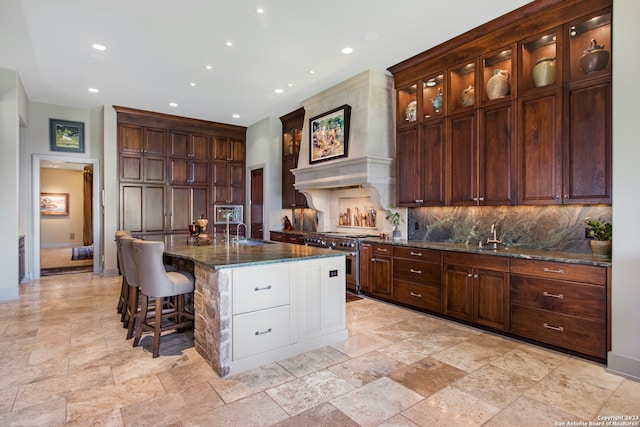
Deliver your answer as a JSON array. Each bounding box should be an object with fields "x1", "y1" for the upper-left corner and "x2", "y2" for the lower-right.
[
  {"x1": 119, "y1": 236, "x2": 139, "y2": 288},
  {"x1": 132, "y1": 240, "x2": 174, "y2": 298}
]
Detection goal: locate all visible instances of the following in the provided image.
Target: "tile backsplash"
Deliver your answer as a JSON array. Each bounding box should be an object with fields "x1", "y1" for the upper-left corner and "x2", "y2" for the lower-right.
[{"x1": 408, "y1": 205, "x2": 612, "y2": 254}]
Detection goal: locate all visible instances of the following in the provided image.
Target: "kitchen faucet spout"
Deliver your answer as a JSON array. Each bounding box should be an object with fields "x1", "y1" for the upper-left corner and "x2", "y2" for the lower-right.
[
  {"x1": 237, "y1": 222, "x2": 247, "y2": 242},
  {"x1": 486, "y1": 223, "x2": 503, "y2": 249}
]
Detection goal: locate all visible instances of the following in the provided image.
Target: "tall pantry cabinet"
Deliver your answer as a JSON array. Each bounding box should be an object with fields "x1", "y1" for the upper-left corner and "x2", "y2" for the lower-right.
[{"x1": 115, "y1": 106, "x2": 246, "y2": 236}]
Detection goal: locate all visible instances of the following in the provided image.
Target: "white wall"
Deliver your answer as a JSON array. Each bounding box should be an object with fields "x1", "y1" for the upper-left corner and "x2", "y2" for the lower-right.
[
  {"x1": 608, "y1": 0, "x2": 640, "y2": 380},
  {"x1": 0, "y1": 69, "x2": 20, "y2": 298},
  {"x1": 245, "y1": 116, "x2": 283, "y2": 237}
]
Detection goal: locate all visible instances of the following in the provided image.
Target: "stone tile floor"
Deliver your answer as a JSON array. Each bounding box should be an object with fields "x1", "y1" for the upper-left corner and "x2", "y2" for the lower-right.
[{"x1": 0, "y1": 272, "x2": 638, "y2": 426}]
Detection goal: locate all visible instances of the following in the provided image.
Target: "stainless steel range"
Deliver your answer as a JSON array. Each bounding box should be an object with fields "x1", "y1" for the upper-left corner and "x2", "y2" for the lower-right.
[{"x1": 304, "y1": 232, "x2": 378, "y2": 293}]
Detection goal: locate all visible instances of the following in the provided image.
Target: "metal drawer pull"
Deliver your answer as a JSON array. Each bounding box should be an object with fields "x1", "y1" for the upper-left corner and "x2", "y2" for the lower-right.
[
  {"x1": 410, "y1": 269, "x2": 422, "y2": 274},
  {"x1": 410, "y1": 252, "x2": 422, "y2": 256},
  {"x1": 377, "y1": 248, "x2": 388, "y2": 252},
  {"x1": 543, "y1": 291, "x2": 564, "y2": 299},
  {"x1": 543, "y1": 323, "x2": 564, "y2": 332},
  {"x1": 543, "y1": 267, "x2": 564, "y2": 274},
  {"x1": 410, "y1": 292, "x2": 423, "y2": 298},
  {"x1": 254, "y1": 285, "x2": 272, "y2": 292},
  {"x1": 255, "y1": 328, "x2": 272, "y2": 336}
]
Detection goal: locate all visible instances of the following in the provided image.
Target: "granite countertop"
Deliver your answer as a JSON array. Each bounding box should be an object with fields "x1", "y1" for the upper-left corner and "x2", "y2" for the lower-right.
[
  {"x1": 162, "y1": 234, "x2": 343, "y2": 269},
  {"x1": 361, "y1": 238, "x2": 612, "y2": 267}
]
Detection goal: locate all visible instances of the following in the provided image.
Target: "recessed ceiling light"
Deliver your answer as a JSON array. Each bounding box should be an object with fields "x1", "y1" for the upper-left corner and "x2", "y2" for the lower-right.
[
  {"x1": 308, "y1": 70, "x2": 315, "y2": 75},
  {"x1": 225, "y1": 41, "x2": 233, "y2": 47},
  {"x1": 88, "y1": 87, "x2": 99, "y2": 93},
  {"x1": 169, "y1": 102, "x2": 178, "y2": 107},
  {"x1": 190, "y1": 82, "x2": 196, "y2": 87},
  {"x1": 274, "y1": 88, "x2": 284, "y2": 94},
  {"x1": 232, "y1": 114, "x2": 240, "y2": 119},
  {"x1": 254, "y1": 7, "x2": 264, "y2": 14},
  {"x1": 287, "y1": 83, "x2": 293, "y2": 87},
  {"x1": 92, "y1": 43, "x2": 106, "y2": 51},
  {"x1": 205, "y1": 65, "x2": 212, "y2": 70},
  {"x1": 341, "y1": 47, "x2": 354, "y2": 54}
]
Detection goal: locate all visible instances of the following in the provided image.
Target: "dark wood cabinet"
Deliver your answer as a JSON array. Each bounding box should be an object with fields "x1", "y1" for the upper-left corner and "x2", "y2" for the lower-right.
[
  {"x1": 115, "y1": 106, "x2": 246, "y2": 235},
  {"x1": 392, "y1": 247, "x2": 442, "y2": 313},
  {"x1": 269, "y1": 231, "x2": 305, "y2": 245},
  {"x1": 443, "y1": 252, "x2": 509, "y2": 331},
  {"x1": 280, "y1": 108, "x2": 307, "y2": 209},
  {"x1": 389, "y1": 0, "x2": 612, "y2": 208},
  {"x1": 510, "y1": 258, "x2": 609, "y2": 359},
  {"x1": 396, "y1": 121, "x2": 446, "y2": 207},
  {"x1": 363, "y1": 244, "x2": 393, "y2": 299}
]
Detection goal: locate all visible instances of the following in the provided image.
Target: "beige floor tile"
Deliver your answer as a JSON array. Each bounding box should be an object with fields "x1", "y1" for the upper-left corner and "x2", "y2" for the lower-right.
[
  {"x1": 183, "y1": 392, "x2": 289, "y2": 427},
  {"x1": 277, "y1": 345, "x2": 350, "y2": 378},
  {"x1": 453, "y1": 363, "x2": 538, "y2": 408},
  {"x1": 489, "y1": 343, "x2": 569, "y2": 381},
  {"x1": 331, "y1": 377, "x2": 424, "y2": 427},
  {"x1": 525, "y1": 368, "x2": 616, "y2": 419},
  {"x1": 156, "y1": 358, "x2": 221, "y2": 393},
  {"x1": 484, "y1": 395, "x2": 585, "y2": 427},
  {"x1": 596, "y1": 379, "x2": 640, "y2": 419},
  {"x1": 0, "y1": 387, "x2": 17, "y2": 414},
  {"x1": 267, "y1": 370, "x2": 356, "y2": 416},
  {"x1": 555, "y1": 357, "x2": 625, "y2": 390},
  {"x1": 328, "y1": 350, "x2": 407, "y2": 387},
  {"x1": 431, "y1": 333, "x2": 521, "y2": 373},
  {"x1": 272, "y1": 402, "x2": 360, "y2": 427},
  {"x1": 209, "y1": 362, "x2": 295, "y2": 404},
  {"x1": 377, "y1": 413, "x2": 422, "y2": 426},
  {"x1": 120, "y1": 381, "x2": 223, "y2": 426},
  {"x1": 330, "y1": 330, "x2": 394, "y2": 358},
  {"x1": 65, "y1": 409, "x2": 124, "y2": 427},
  {"x1": 0, "y1": 396, "x2": 67, "y2": 427},
  {"x1": 388, "y1": 357, "x2": 467, "y2": 397},
  {"x1": 402, "y1": 386, "x2": 501, "y2": 427}
]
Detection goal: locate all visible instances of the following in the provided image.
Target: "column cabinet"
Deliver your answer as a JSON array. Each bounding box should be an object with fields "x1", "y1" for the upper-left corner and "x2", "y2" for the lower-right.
[
  {"x1": 280, "y1": 108, "x2": 307, "y2": 209},
  {"x1": 389, "y1": 0, "x2": 612, "y2": 208},
  {"x1": 116, "y1": 106, "x2": 246, "y2": 236},
  {"x1": 360, "y1": 244, "x2": 393, "y2": 299},
  {"x1": 443, "y1": 252, "x2": 510, "y2": 331}
]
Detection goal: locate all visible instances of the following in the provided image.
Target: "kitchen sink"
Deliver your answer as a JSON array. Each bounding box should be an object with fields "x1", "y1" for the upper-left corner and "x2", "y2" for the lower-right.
[{"x1": 235, "y1": 239, "x2": 274, "y2": 246}]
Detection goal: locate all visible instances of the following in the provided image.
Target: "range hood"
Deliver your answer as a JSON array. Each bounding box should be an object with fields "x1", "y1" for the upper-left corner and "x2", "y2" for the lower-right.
[{"x1": 292, "y1": 70, "x2": 396, "y2": 214}]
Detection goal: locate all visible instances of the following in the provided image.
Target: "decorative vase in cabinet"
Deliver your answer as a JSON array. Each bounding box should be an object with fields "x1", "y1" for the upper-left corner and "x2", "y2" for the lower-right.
[
  {"x1": 486, "y1": 69, "x2": 511, "y2": 100},
  {"x1": 580, "y1": 39, "x2": 609, "y2": 74},
  {"x1": 405, "y1": 100, "x2": 417, "y2": 122},
  {"x1": 432, "y1": 88, "x2": 444, "y2": 113},
  {"x1": 461, "y1": 85, "x2": 475, "y2": 107},
  {"x1": 532, "y1": 57, "x2": 556, "y2": 87}
]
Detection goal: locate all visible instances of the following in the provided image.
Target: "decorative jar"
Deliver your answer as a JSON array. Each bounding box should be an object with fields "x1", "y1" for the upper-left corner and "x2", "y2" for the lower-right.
[
  {"x1": 461, "y1": 85, "x2": 475, "y2": 107},
  {"x1": 405, "y1": 100, "x2": 417, "y2": 122},
  {"x1": 580, "y1": 39, "x2": 609, "y2": 74},
  {"x1": 532, "y1": 57, "x2": 556, "y2": 87},
  {"x1": 486, "y1": 69, "x2": 511, "y2": 100},
  {"x1": 432, "y1": 88, "x2": 443, "y2": 113}
]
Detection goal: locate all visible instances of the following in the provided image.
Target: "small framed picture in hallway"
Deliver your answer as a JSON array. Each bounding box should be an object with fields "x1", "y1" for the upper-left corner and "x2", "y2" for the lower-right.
[
  {"x1": 40, "y1": 192, "x2": 69, "y2": 216},
  {"x1": 49, "y1": 118, "x2": 85, "y2": 153}
]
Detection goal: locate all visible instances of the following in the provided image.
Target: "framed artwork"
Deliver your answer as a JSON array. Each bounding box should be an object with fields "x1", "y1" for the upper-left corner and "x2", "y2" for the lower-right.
[
  {"x1": 309, "y1": 104, "x2": 351, "y2": 164},
  {"x1": 40, "y1": 193, "x2": 69, "y2": 216},
  {"x1": 49, "y1": 119, "x2": 85, "y2": 153}
]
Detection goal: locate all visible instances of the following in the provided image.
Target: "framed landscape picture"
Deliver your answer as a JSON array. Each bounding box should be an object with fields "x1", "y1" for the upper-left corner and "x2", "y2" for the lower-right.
[
  {"x1": 40, "y1": 193, "x2": 69, "y2": 216},
  {"x1": 49, "y1": 119, "x2": 85, "y2": 153},
  {"x1": 309, "y1": 104, "x2": 351, "y2": 164}
]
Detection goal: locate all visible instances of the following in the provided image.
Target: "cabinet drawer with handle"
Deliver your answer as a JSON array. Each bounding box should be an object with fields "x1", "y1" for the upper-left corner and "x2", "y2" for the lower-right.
[
  {"x1": 394, "y1": 246, "x2": 441, "y2": 263},
  {"x1": 511, "y1": 274, "x2": 606, "y2": 319},
  {"x1": 393, "y1": 258, "x2": 441, "y2": 287},
  {"x1": 233, "y1": 305, "x2": 290, "y2": 360},
  {"x1": 393, "y1": 280, "x2": 442, "y2": 313},
  {"x1": 510, "y1": 305, "x2": 605, "y2": 358},
  {"x1": 510, "y1": 258, "x2": 606, "y2": 285},
  {"x1": 233, "y1": 263, "x2": 290, "y2": 314},
  {"x1": 372, "y1": 244, "x2": 392, "y2": 257}
]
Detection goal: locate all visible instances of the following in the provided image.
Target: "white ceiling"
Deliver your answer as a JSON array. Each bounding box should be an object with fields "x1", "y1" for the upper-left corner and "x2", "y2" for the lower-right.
[{"x1": 1, "y1": 0, "x2": 531, "y2": 127}]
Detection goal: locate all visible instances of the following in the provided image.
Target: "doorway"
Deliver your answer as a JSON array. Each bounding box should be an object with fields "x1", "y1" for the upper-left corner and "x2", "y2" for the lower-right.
[
  {"x1": 250, "y1": 168, "x2": 264, "y2": 239},
  {"x1": 32, "y1": 154, "x2": 101, "y2": 280}
]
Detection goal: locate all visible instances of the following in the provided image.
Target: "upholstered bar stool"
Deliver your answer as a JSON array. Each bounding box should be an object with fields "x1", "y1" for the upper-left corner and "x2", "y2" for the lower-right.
[
  {"x1": 115, "y1": 230, "x2": 132, "y2": 320},
  {"x1": 119, "y1": 235, "x2": 142, "y2": 339},
  {"x1": 132, "y1": 240, "x2": 194, "y2": 358}
]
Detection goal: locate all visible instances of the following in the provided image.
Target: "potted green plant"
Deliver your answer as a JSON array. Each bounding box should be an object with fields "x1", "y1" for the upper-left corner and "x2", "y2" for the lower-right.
[
  {"x1": 584, "y1": 217, "x2": 612, "y2": 257},
  {"x1": 385, "y1": 208, "x2": 403, "y2": 240}
]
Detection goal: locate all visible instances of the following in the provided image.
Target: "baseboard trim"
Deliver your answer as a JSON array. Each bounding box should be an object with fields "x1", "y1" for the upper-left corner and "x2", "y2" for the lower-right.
[
  {"x1": 606, "y1": 351, "x2": 640, "y2": 381},
  {"x1": 0, "y1": 287, "x2": 19, "y2": 301}
]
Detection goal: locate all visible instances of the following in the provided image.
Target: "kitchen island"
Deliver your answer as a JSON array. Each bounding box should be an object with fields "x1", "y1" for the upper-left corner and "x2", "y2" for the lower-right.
[{"x1": 161, "y1": 235, "x2": 347, "y2": 377}]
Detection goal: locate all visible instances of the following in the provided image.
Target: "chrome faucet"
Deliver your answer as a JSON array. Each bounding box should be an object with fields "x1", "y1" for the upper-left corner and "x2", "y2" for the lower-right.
[
  {"x1": 236, "y1": 222, "x2": 247, "y2": 242},
  {"x1": 486, "y1": 224, "x2": 502, "y2": 249}
]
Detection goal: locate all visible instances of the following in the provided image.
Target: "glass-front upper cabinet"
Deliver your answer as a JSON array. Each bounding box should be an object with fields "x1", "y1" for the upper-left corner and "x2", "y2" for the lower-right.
[
  {"x1": 565, "y1": 9, "x2": 611, "y2": 83},
  {"x1": 448, "y1": 61, "x2": 477, "y2": 113},
  {"x1": 481, "y1": 46, "x2": 515, "y2": 104},
  {"x1": 422, "y1": 72, "x2": 446, "y2": 120},
  {"x1": 519, "y1": 28, "x2": 561, "y2": 93},
  {"x1": 397, "y1": 83, "x2": 419, "y2": 127}
]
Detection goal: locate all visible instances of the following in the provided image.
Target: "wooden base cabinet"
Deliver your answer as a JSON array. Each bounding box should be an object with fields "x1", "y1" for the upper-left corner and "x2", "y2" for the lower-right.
[
  {"x1": 443, "y1": 252, "x2": 509, "y2": 331},
  {"x1": 509, "y1": 258, "x2": 608, "y2": 359},
  {"x1": 392, "y1": 247, "x2": 442, "y2": 313},
  {"x1": 359, "y1": 243, "x2": 393, "y2": 299}
]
